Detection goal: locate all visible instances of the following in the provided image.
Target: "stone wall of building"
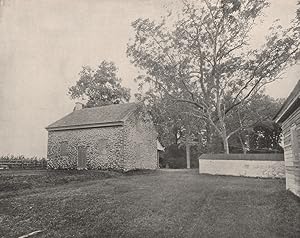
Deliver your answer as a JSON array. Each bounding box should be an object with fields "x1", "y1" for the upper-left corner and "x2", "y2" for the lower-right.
[
  {"x1": 47, "y1": 126, "x2": 125, "y2": 170},
  {"x1": 47, "y1": 111, "x2": 158, "y2": 171},
  {"x1": 122, "y1": 110, "x2": 158, "y2": 171}
]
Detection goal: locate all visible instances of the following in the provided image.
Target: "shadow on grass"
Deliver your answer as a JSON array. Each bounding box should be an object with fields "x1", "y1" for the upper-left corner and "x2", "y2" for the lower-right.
[
  {"x1": 0, "y1": 169, "x2": 158, "y2": 193},
  {"x1": 0, "y1": 169, "x2": 119, "y2": 193}
]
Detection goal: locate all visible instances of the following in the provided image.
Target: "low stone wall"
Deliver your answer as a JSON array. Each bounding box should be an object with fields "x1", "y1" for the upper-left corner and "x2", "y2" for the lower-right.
[{"x1": 199, "y1": 154, "x2": 285, "y2": 178}]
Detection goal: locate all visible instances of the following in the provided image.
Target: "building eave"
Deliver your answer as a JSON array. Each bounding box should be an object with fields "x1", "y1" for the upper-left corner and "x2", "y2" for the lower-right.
[
  {"x1": 274, "y1": 93, "x2": 300, "y2": 123},
  {"x1": 46, "y1": 121, "x2": 124, "y2": 132}
]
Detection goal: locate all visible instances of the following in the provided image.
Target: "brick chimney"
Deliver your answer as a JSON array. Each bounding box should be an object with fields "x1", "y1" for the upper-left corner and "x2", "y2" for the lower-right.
[{"x1": 73, "y1": 102, "x2": 84, "y2": 111}]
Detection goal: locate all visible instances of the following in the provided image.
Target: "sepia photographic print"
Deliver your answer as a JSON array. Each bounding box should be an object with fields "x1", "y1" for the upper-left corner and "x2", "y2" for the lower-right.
[{"x1": 0, "y1": 0, "x2": 299, "y2": 237}]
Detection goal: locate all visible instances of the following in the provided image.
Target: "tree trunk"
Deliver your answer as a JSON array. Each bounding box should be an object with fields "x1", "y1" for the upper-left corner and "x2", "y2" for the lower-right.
[
  {"x1": 205, "y1": 122, "x2": 212, "y2": 153},
  {"x1": 223, "y1": 137, "x2": 230, "y2": 154},
  {"x1": 220, "y1": 120, "x2": 230, "y2": 154},
  {"x1": 174, "y1": 130, "x2": 178, "y2": 144},
  {"x1": 238, "y1": 135, "x2": 247, "y2": 154},
  {"x1": 186, "y1": 144, "x2": 191, "y2": 169}
]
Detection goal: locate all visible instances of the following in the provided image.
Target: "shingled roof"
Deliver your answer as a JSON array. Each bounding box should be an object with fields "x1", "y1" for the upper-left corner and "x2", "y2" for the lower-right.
[
  {"x1": 46, "y1": 103, "x2": 138, "y2": 131},
  {"x1": 274, "y1": 80, "x2": 300, "y2": 123}
]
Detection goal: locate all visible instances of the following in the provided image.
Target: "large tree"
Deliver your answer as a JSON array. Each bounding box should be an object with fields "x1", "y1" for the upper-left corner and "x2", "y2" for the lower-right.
[
  {"x1": 248, "y1": 121, "x2": 283, "y2": 153},
  {"x1": 135, "y1": 91, "x2": 183, "y2": 146},
  {"x1": 127, "y1": 0, "x2": 299, "y2": 153},
  {"x1": 68, "y1": 61, "x2": 130, "y2": 108},
  {"x1": 135, "y1": 89, "x2": 204, "y2": 146},
  {"x1": 227, "y1": 93, "x2": 284, "y2": 153},
  {"x1": 136, "y1": 89, "x2": 205, "y2": 168}
]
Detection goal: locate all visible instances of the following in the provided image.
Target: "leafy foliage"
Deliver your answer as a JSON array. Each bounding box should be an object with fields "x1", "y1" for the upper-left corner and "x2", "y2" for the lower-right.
[
  {"x1": 223, "y1": 93, "x2": 283, "y2": 153},
  {"x1": 249, "y1": 121, "x2": 283, "y2": 153},
  {"x1": 68, "y1": 61, "x2": 130, "y2": 108},
  {"x1": 135, "y1": 90, "x2": 204, "y2": 147},
  {"x1": 127, "y1": 0, "x2": 299, "y2": 153}
]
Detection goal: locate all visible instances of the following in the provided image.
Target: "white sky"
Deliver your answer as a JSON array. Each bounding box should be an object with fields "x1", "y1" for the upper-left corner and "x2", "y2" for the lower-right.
[{"x1": 0, "y1": 0, "x2": 299, "y2": 157}]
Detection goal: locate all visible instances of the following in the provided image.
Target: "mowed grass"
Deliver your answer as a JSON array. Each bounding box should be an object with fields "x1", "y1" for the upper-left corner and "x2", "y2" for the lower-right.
[{"x1": 0, "y1": 169, "x2": 299, "y2": 238}]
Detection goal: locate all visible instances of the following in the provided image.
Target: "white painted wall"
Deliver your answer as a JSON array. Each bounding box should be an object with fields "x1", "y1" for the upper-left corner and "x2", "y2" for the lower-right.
[{"x1": 199, "y1": 159, "x2": 285, "y2": 178}]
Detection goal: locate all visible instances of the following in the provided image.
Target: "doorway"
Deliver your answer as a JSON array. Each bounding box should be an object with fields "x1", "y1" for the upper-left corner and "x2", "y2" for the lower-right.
[{"x1": 77, "y1": 146, "x2": 87, "y2": 169}]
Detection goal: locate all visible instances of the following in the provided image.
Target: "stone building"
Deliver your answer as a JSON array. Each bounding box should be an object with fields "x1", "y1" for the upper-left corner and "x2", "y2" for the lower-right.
[
  {"x1": 46, "y1": 103, "x2": 158, "y2": 171},
  {"x1": 274, "y1": 80, "x2": 300, "y2": 197}
]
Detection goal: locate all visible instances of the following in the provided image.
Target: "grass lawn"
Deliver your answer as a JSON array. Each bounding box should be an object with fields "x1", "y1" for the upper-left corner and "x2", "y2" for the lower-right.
[{"x1": 0, "y1": 169, "x2": 299, "y2": 238}]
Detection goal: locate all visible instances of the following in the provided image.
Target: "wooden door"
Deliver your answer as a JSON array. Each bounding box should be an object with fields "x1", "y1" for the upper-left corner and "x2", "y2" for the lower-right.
[{"x1": 77, "y1": 146, "x2": 87, "y2": 169}]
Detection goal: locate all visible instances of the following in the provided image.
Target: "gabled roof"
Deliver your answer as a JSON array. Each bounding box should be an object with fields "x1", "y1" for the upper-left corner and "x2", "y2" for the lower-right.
[
  {"x1": 274, "y1": 80, "x2": 300, "y2": 123},
  {"x1": 46, "y1": 103, "x2": 138, "y2": 131}
]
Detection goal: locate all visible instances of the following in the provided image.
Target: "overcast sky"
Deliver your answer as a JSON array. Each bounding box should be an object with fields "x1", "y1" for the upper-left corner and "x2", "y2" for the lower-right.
[{"x1": 0, "y1": 0, "x2": 299, "y2": 157}]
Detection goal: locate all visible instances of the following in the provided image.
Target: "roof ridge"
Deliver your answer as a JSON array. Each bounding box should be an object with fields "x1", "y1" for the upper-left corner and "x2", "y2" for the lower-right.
[{"x1": 79, "y1": 102, "x2": 137, "y2": 111}]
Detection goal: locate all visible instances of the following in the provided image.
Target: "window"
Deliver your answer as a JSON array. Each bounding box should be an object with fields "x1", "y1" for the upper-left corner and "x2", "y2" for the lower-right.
[
  {"x1": 78, "y1": 146, "x2": 87, "y2": 169},
  {"x1": 60, "y1": 141, "x2": 68, "y2": 156}
]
